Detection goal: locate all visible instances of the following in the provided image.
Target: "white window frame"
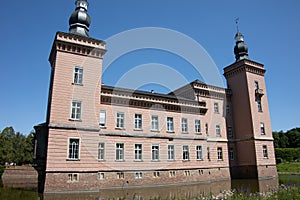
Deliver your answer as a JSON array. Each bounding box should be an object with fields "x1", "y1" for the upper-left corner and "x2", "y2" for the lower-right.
[
  {"x1": 214, "y1": 102, "x2": 219, "y2": 114},
  {"x1": 263, "y1": 145, "x2": 268, "y2": 158},
  {"x1": 260, "y1": 122, "x2": 266, "y2": 135},
  {"x1": 98, "y1": 142, "x2": 105, "y2": 161},
  {"x1": 134, "y1": 144, "x2": 142, "y2": 161},
  {"x1": 167, "y1": 117, "x2": 174, "y2": 132},
  {"x1": 217, "y1": 147, "x2": 223, "y2": 160},
  {"x1": 70, "y1": 100, "x2": 82, "y2": 120},
  {"x1": 195, "y1": 119, "x2": 201, "y2": 133},
  {"x1": 196, "y1": 145, "x2": 203, "y2": 160},
  {"x1": 99, "y1": 110, "x2": 106, "y2": 127},
  {"x1": 116, "y1": 112, "x2": 125, "y2": 129},
  {"x1": 68, "y1": 138, "x2": 80, "y2": 160},
  {"x1": 98, "y1": 172, "x2": 104, "y2": 180},
  {"x1": 216, "y1": 125, "x2": 221, "y2": 137},
  {"x1": 134, "y1": 114, "x2": 142, "y2": 130},
  {"x1": 181, "y1": 118, "x2": 188, "y2": 133},
  {"x1": 168, "y1": 145, "x2": 175, "y2": 160},
  {"x1": 135, "y1": 172, "x2": 143, "y2": 179},
  {"x1": 152, "y1": 144, "x2": 160, "y2": 161},
  {"x1": 116, "y1": 143, "x2": 124, "y2": 161},
  {"x1": 73, "y1": 66, "x2": 83, "y2": 85},
  {"x1": 182, "y1": 145, "x2": 190, "y2": 161},
  {"x1": 151, "y1": 115, "x2": 159, "y2": 131}
]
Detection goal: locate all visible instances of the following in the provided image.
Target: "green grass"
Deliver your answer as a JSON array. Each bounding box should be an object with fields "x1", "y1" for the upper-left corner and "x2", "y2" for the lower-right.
[{"x1": 277, "y1": 162, "x2": 300, "y2": 172}]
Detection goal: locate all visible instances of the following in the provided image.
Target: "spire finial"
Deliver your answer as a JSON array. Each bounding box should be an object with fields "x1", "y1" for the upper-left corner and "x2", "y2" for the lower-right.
[
  {"x1": 235, "y1": 17, "x2": 239, "y2": 32},
  {"x1": 69, "y1": 0, "x2": 91, "y2": 37}
]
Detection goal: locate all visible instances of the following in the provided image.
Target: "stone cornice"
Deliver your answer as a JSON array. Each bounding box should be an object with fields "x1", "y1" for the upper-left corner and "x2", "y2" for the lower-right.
[{"x1": 223, "y1": 59, "x2": 266, "y2": 78}]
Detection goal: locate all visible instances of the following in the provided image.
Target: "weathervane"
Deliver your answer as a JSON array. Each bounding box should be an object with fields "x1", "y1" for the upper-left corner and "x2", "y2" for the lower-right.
[{"x1": 235, "y1": 17, "x2": 240, "y2": 32}]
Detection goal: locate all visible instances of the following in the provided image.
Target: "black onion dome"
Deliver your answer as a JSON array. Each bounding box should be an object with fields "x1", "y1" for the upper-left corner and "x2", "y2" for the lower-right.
[
  {"x1": 234, "y1": 32, "x2": 249, "y2": 61},
  {"x1": 69, "y1": 0, "x2": 91, "y2": 37}
]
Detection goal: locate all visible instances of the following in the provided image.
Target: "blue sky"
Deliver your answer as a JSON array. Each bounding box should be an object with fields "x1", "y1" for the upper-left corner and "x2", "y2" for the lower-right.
[{"x1": 1, "y1": 0, "x2": 299, "y2": 134}]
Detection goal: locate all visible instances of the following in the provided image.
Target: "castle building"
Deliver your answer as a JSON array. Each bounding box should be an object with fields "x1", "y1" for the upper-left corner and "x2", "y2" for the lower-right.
[{"x1": 34, "y1": 0, "x2": 277, "y2": 193}]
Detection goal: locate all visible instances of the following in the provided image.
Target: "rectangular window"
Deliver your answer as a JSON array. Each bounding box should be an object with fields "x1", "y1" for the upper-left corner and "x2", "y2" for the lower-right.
[
  {"x1": 68, "y1": 173, "x2": 79, "y2": 182},
  {"x1": 70, "y1": 100, "x2": 82, "y2": 120},
  {"x1": 169, "y1": 171, "x2": 176, "y2": 177},
  {"x1": 181, "y1": 118, "x2": 188, "y2": 133},
  {"x1": 98, "y1": 172, "x2": 104, "y2": 180},
  {"x1": 216, "y1": 125, "x2": 221, "y2": 136},
  {"x1": 255, "y1": 81, "x2": 259, "y2": 90},
  {"x1": 116, "y1": 112, "x2": 125, "y2": 129},
  {"x1": 134, "y1": 144, "x2": 142, "y2": 161},
  {"x1": 168, "y1": 145, "x2": 175, "y2": 160},
  {"x1": 228, "y1": 126, "x2": 233, "y2": 137},
  {"x1": 153, "y1": 171, "x2": 160, "y2": 177},
  {"x1": 182, "y1": 145, "x2": 189, "y2": 161},
  {"x1": 205, "y1": 123, "x2": 208, "y2": 135},
  {"x1": 226, "y1": 104, "x2": 231, "y2": 116},
  {"x1": 98, "y1": 143, "x2": 105, "y2": 161},
  {"x1": 73, "y1": 66, "x2": 83, "y2": 84},
  {"x1": 229, "y1": 147, "x2": 234, "y2": 160},
  {"x1": 214, "y1": 102, "x2": 219, "y2": 114},
  {"x1": 99, "y1": 110, "x2": 106, "y2": 127},
  {"x1": 152, "y1": 145, "x2": 159, "y2": 161},
  {"x1": 195, "y1": 119, "x2": 201, "y2": 133},
  {"x1": 151, "y1": 115, "x2": 159, "y2": 131},
  {"x1": 167, "y1": 117, "x2": 174, "y2": 132},
  {"x1": 116, "y1": 143, "x2": 124, "y2": 161},
  {"x1": 134, "y1": 114, "x2": 142, "y2": 129},
  {"x1": 257, "y1": 99, "x2": 263, "y2": 112},
  {"x1": 68, "y1": 138, "x2": 80, "y2": 160},
  {"x1": 196, "y1": 145, "x2": 202, "y2": 160},
  {"x1": 135, "y1": 172, "x2": 143, "y2": 179},
  {"x1": 117, "y1": 172, "x2": 124, "y2": 179},
  {"x1": 263, "y1": 145, "x2": 268, "y2": 158},
  {"x1": 217, "y1": 147, "x2": 223, "y2": 160},
  {"x1": 260, "y1": 123, "x2": 265, "y2": 135},
  {"x1": 207, "y1": 147, "x2": 210, "y2": 161}
]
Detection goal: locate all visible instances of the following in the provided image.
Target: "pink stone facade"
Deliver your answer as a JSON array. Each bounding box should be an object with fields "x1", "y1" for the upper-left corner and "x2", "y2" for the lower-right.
[{"x1": 33, "y1": 32, "x2": 277, "y2": 193}]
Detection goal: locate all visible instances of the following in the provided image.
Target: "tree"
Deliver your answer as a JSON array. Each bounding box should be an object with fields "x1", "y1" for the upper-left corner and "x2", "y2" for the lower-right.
[
  {"x1": 286, "y1": 128, "x2": 300, "y2": 148},
  {"x1": 273, "y1": 131, "x2": 279, "y2": 148},
  {"x1": 279, "y1": 131, "x2": 289, "y2": 148}
]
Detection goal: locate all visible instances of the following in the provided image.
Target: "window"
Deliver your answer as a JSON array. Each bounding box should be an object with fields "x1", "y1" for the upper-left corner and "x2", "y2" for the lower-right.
[
  {"x1": 68, "y1": 138, "x2": 80, "y2": 160},
  {"x1": 73, "y1": 66, "x2": 83, "y2": 84},
  {"x1": 169, "y1": 171, "x2": 176, "y2": 177},
  {"x1": 134, "y1": 144, "x2": 142, "y2": 161},
  {"x1": 205, "y1": 123, "x2": 208, "y2": 135},
  {"x1": 216, "y1": 125, "x2": 221, "y2": 136},
  {"x1": 167, "y1": 117, "x2": 174, "y2": 132},
  {"x1": 134, "y1": 114, "x2": 142, "y2": 129},
  {"x1": 255, "y1": 81, "x2": 259, "y2": 90},
  {"x1": 152, "y1": 145, "x2": 159, "y2": 161},
  {"x1": 257, "y1": 99, "x2": 263, "y2": 112},
  {"x1": 182, "y1": 145, "x2": 189, "y2": 161},
  {"x1": 263, "y1": 145, "x2": 268, "y2": 158},
  {"x1": 228, "y1": 126, "x2": 233, "y2": 137},
  {"x1": 99, "y1": 110, "x2": 106, "y2": 127},
  {"x1": 151, "y1": 115, "x2": 159, "y2": 131},
  {"x1": 116, "y1": 112, "x2": 125, "y2": 129},
  {"x1": 135, "y1": 172, "x2": 143, "y2": 179},
  {"x1": 195, "y1": 119, "x2": 201, "y2": 133},
  {"x1": 98, "y1": 143, "x2": 105, "y2": 161},
  {"x1": 214, "y1": 102, "x2": 219, "y2": 114},
  {"x1": 207, "y1": 147, "x2": 210, "y2": 161},
  {"x1": 181, "y1": 118, "x2": 188, "y2": 133},
  {"x1": 116, "y1": 143, "x2": 124, "y2": 161},
  {"x1": 226, "y1": 104, "x2": 231, "y2": 116},
  {"x1": 117, "y1": 172, "x2": 124, "y2": 179},
  {"x1": 153, "y1": 171, "x2": 160, "y2": 177},
  {"x1": 70, "y1": 100, "x2": 82, "y2": 120},
  {"x1": 168, "y1": 145, "x2": 175, "y2": 160},
  {"x1": 98, "y1": 172, "x2": 104, "y2": 180},
  {"x1": 217, "y1": 147, "x2": 223, "y2": 160},
  {"x1": 184, "y1": 170, "x2": 190, "y2": 176},
  {"x1": 196, "y1": 145, "x2": 202, "y2": 160},
  {"x1": 260, "y1": 123, "x2": 265, "y2": 135},
  {"x1": 68, "y1": 173, "x2": 79, "y2": 182},
  {"x1": 229, "y1": 147, "x2": 234, "y2": 160}
]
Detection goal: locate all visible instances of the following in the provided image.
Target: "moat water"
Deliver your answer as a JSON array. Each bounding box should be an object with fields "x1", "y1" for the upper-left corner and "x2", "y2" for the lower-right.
[{"x1": 0, "y1": 175, "x2": 299, "y2": 200}]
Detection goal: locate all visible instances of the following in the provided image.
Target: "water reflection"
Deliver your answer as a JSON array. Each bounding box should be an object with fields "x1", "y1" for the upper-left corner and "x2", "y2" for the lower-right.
[{"x1": 41, "y1": 178, "x2": 279, "y2": 200}]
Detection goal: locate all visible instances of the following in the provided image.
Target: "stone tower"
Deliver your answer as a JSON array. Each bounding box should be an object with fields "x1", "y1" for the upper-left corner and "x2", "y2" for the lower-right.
[
  {"x1": 34, "y1": 0, "x2": 106, "y2": 193},
  {"x1": 224, "y1": 31, "x2": 277, "y2": 179}
]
